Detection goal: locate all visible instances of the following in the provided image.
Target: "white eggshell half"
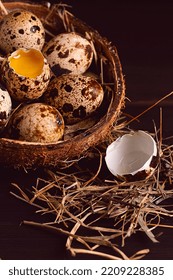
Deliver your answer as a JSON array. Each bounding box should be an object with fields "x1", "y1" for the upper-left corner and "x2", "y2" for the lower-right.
[{"x1": 105, "y1": 130, "x2": 157, "y2": 177}]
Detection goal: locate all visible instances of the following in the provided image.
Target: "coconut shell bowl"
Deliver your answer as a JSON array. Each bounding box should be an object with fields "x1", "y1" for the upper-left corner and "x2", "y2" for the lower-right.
[{"x1": 0, "y1": 1, "x2": 125, "y2": 169}]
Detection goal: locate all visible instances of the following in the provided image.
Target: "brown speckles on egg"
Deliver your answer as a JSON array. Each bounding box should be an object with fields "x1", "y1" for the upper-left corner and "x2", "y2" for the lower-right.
[
  {"x1": 62, "y1": 103, "x2": 73, "y2": 113},
  {"x1": 0, "y1": 9, "x2": 45, "y2": 53},
  {"x1": 30, "y1": 25, "x2": 40, "y2": 33},
  {"x1": 37, "y1": 38, "x2": 41, "y2": 46},
  {"x1": 31, "y1": 15, "x2": 37, "y2": 21},
  {"x1": 20, "y1": 84, "x2": 29, "y2": 92},
  {"x1": 51, "y1": 64, "x2": 71, "y2": 76},
  {"x1": 10, "y1": 34, "x2": 16, "y2": 39},
  {"x1": 43, "y1": 71, "x2": 50, "y2": 83},
  {"x1": 13, "y1": 12, "x2": 21, "y2": 18},
  {"x1": 44, "y1": 74, "x2": 104, "y2": 124},
  {"x1": 58, "y1": 49, "x2": 69, "y2": 58},
  {"x1": 35, "y1": 80, "x2": 40, "y2": 86},
  {"x1": 45, "y1": 45, "x2": 55, "y2": 56},
  {"x1": 85, "y1": 44, "x2": 93, "y2": 60},
  {"x1": 43, "y1": 32, "x2": 94, "y2": 77},
  {"x1": 68, "y1": 58, "x2": 75, "y2": 64},
  {"x1": 7, "y1": 103, "x2": 64, "y2": 143},
  {"x1": 64, "y1": 84, "x2": 72, "y2": 92},
  {"x1": 56, "y1": 45, "x2": 61, "y2": 52},
  {"x1": 49, "y1": 87, "x2": 59, "y2": 99},
  {"x1": 18, "y1": 29, "x2": 24, "y2": 35},
  {"x1": 73, "y1": 106, "x2": 86, "y2": 119},
  {"x1": 75, "y1": 42, "x2": 82, "y2": 48},
  {"x1": 81, "y1": 80, "x2": 102, "y2": 101}
]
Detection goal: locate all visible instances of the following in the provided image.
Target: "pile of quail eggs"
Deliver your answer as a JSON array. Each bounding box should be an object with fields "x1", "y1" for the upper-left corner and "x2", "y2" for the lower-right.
[{"x1": 0, "y1": 9, "x2": 104, "y2": 143}]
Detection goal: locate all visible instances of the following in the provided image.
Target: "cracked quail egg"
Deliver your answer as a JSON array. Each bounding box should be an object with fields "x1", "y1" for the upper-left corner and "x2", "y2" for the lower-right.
[
  {"x1": 44, "y1": 74, "x2": 104, "y2": 124},
  {"x1": 1, "y1": 48, "x2": 50, "y2": 101},
  {"x1": 7, "y1": 103, "x2": 64, "y2": 143},
  {"x1": 0, "y1": 9, "x2": 45, "y2": 54},
  {"x1": 0, "y1": 84, "x2": 12, "y2": 131},
  {"x1": 43, "y1": 32, "x2": 94, "y2": 77},
  {"x1": 105, "y1": 130, "x2": 158, "y2": 181}
]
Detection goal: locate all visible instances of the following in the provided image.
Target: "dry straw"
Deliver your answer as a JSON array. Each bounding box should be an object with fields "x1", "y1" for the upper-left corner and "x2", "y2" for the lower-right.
[{"x1": 11, "y1": 107, "x2": 173, "y2": 260}]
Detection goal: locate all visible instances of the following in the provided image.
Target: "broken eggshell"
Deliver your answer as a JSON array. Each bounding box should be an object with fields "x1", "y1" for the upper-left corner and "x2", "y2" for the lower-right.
[
  {"x1": 105, "y1": 130, "x2": 158, "y2": 180},
  {"x1": 1, "y1": 48, "x2": 50, "y2": 101}
]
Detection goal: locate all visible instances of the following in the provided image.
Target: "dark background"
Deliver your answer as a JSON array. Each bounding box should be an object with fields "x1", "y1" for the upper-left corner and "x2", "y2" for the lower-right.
[{"x1": 1, "y1": 0, "x2": 173, "y2": 260}]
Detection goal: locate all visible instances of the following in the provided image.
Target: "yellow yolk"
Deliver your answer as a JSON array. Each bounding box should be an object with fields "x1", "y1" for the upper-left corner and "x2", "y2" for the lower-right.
[{"x1": 9, "y1": 49, "x2": 44, "y2": 78}]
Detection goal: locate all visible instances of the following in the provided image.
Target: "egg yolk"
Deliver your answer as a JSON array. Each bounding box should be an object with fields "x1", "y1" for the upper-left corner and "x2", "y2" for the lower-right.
[{"x1": 9, "y1": 49, "x2": 44, "y2": 78}]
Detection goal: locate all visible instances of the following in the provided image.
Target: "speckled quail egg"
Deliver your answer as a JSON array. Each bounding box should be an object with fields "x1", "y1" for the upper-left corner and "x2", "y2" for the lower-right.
[
  {"x1": 43, "y1": 32, "x2": 94, "y2": 77},
  {"x1": 7, "y1": 103, "x2": 64, "y2": 143},
  {"x1": 0, "y1": 9, "x2": 45, "y2": 54},
  {"x1": 44, "y1": 74, "x2": 104, "y2": 124},
  {"x1": 1, "y1": 48, "x2": 50, "y2": 101},
  {"x1": 0, "y1": 84, "x2": 12, "y2": 131}
]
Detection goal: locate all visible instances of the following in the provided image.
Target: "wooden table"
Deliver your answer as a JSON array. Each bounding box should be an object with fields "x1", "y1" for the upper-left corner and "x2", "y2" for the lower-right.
[{"x1": 1, "y1": 0, "x2": 173, "y2": 260}]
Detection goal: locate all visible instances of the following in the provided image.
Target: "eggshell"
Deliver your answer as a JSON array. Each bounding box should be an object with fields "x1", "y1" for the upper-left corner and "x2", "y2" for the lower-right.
[
  {"x1": 1, "y1": 48, "x2": 50, "y2": 101},
  {"x1": 44, "y1": 74, "x2": 104, "y2": 124},
  {"x1": 0, "y1": 84, "x2": 12, "y2": 130},
  {"x1": 7, "y1": 103, "x2": 64, "y2": 143},
  {"x1": 0, "y1": 9, "x2": 45, "y2": 54},
  {"x1": 43, "y1": 32, "x2": 93, "y2": 76},
  {"x1": 105, "y1": 130, "x2": 158, "y2": 180}
]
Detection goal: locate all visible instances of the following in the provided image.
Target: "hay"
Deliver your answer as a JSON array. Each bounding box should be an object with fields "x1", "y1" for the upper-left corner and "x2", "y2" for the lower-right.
[{"x1": 10, "y1": 104, "x2": 173, "y2": 260}]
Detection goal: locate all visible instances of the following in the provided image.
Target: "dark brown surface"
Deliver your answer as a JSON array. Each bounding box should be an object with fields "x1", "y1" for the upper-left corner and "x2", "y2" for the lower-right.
[{"x1": 1, "y1": 0, "x2": 173, "y2": 260}]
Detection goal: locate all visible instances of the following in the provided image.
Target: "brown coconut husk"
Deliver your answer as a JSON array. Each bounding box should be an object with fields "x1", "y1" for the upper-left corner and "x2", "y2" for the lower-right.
[{"x1": 0, "y1": 1, "x2": 125, "y2": 169}]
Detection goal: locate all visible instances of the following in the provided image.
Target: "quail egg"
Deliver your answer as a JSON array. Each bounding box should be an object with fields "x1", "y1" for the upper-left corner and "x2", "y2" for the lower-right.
[
  {"x1": 0, "y1": 9, "x2": 45, "y2": 54},
  {"x1": 1, "y1": 48, "x2": 50, "y2": 101},
  {"x1": 7, "y1": 103, "x2": 64, "y2": 143},
  {"x1": 43, "y1": 32, "x2": 94, "y2": 77},
  {"x1": 0, "y1": 84, "x2": 12, "y2": 131},
  {"x1": 44, "y1": 74, "x2": 104, "y2": 124}
]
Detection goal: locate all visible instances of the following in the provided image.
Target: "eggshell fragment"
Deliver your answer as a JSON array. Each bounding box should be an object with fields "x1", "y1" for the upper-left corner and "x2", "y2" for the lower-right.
[
  {"x1": 43, "y1": 32, "x2": 94, "y2": 76},
  {"x1": 105, "y1": 130, "x2": 158, "y2": 180},
  {"x1": 7, "y1": 103, "x2": 64, "y2": 143},
  {"x1": 0, "y1": 9, "x2": 45, "y2": 54},
  {"x1": 1, "y1": 48, "x2": 50, "y2": 101}
]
